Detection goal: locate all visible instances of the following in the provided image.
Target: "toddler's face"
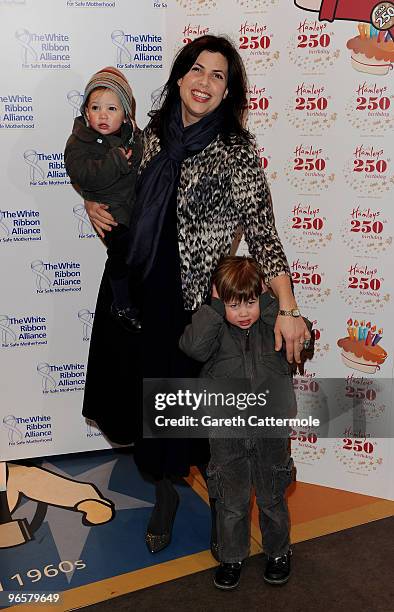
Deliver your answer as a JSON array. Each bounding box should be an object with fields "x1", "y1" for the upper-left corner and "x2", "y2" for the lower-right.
[
  {"x1": 85, "y1": 89, "x2": 125, "y2": 135},
  {"x1": 224, "y1": 298, "x2": 260, "y2": 330}
]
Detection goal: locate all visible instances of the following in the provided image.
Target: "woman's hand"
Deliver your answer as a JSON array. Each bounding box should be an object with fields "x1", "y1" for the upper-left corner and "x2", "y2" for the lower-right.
[
  {"x1": 84, "y1": 200, "x2": 117, "y2": 239},
  {"x1": 269, "y1": 273, "x2": 310, "y2": 363},
  {"x1": 119, "y1": 147, "x2": 133, "y2": 165},
  {"x1": 274, "y1": 315, "x2": 311, "y2": 364}
]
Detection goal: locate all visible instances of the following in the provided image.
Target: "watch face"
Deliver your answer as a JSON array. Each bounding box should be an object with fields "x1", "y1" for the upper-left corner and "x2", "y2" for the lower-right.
[{"x1": 292, "y1": 309, "x2": 301, "y2": 317}]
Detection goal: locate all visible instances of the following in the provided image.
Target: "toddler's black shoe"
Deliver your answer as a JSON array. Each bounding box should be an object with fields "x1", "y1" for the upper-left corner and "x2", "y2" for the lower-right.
[
  {"x1": 111, "y1": 303, "x2": 142, "y2": 333},
  {"x1": 263, "y1": 550, "x2": 291, "y2": 585},
  {"x1": 214, "y1": 562, "x2": 242, "y2": 590}
]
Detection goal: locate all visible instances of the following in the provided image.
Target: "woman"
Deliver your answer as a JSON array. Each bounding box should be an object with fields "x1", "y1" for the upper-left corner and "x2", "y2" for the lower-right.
[{"x1": 84, "y1": 35, "x2": 310, "y2": 555}]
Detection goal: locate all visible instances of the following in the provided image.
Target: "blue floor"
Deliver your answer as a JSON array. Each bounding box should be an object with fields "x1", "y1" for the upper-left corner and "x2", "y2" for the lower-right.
[{"x1": 0, "y1": 450, "x2": 211, "y2": 594}]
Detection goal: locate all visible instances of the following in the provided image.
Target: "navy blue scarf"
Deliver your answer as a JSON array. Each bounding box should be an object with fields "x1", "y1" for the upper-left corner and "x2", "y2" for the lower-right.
[{"x1": 127, "y1": 102, "x2": 224, "y2": 278}]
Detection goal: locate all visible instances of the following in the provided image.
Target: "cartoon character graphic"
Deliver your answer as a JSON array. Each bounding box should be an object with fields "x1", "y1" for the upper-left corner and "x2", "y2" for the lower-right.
[
  {"x1": 294, "y1": 1, "x2": 394, "y2": 40},
  {"x1": 0, "y1": 461, "x2": 114, "y2": 549},
  {"x1": 337, "y1": 319, "x2": 387, "y2": 373}
]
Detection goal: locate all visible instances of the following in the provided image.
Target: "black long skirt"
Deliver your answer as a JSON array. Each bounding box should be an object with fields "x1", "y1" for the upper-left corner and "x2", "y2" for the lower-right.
[{"x1": 83, "y1": 197, "x2": 209, "y2": 478}]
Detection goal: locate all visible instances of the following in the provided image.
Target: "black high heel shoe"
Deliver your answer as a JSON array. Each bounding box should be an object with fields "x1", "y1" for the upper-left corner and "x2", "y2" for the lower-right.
[{"x1": 145, "y1": 478, "x2": 179, "y2": 553}]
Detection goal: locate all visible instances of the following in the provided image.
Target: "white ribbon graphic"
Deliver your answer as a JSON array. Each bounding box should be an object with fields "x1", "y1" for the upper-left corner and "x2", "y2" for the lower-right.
[
  {"x1": 0, "y1": 316, "x2": 17, "y2": 344},
  {"x1": 31, "y1": 260, "x2": 51, "y2": 291},
  {"x1": 73, "y1": 203, "x2": 94, "y2": 236},
  {"x1": 78, "y1": 309, "x2": 94, "y2": 341},
  {"x1": 15, "y1": 28, "x2": 38, "y2": 63},
  {"x1": 37, "y1": 362, "x2": 57, "y2": 391},
  {"x1": 23, "y1": 150, "x2": 45, "y2": 182},
  {"x1": 111, "y1": 30, "x2": 132, "y2": 64},
  {"x1": 3, "y1": 415, "x2": 23, "y2": 444},
  {"x1": 67, "y1": 90, "x2": 83, "y2": 118}
]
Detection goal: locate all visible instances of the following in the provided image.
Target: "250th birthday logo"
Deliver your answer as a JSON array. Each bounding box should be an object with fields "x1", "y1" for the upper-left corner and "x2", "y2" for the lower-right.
[
  {"x1": 333, "y1": 435, "x2": 383, "y2": 476},
  {"x1": 338, "y1": 262, "x2": 390, "y2": 312},
  {"x1": 247, "y1": 83, "x2": 278, "y2": 133},
  {"x1": 343, "y1": 144, "x2": 394, "y2": 196},
  {"x1": 285, "y1": 81, "x2": 337, "y2": 135},
  {"x1": 339, "y1": 205, "x2": 393, "y2": 256},
  {"x1": 291, "y1": 258, "x2": 330, "y2": 307},
  {"x1": 238, "y1": 21, "x2": 279, "y2": 75},
  {"x1": 287, "y1": 19, "x2": 340, "y2": 73},
  {"x1": 282, "y1": 202, "x2": 332, "y2": 251},
  {"x1": 336, "y1": 375, "x2": 387, "y2": 422},
  {"x1": 345, "y1": 82, "x2": 394, "y2": 135},
  {"x1": 285, "y1": 144, "x2": 334, "y2": 193}
]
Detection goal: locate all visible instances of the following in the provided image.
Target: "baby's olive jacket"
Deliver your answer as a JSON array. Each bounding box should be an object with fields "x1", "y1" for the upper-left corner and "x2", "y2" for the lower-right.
[{"x1": 64, "y1": 116, "x2": 142, "y2": 227}]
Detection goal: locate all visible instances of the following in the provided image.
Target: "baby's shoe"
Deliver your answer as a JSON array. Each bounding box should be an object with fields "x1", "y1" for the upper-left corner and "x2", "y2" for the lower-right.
[{"x1": 111, "y1": 303, "x2": 142, "y2": 333}]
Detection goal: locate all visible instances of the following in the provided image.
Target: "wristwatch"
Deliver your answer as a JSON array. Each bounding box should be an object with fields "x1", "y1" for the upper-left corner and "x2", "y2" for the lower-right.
[{"x1": 278, "y1": 308, "x2": 301, "y2": 317}]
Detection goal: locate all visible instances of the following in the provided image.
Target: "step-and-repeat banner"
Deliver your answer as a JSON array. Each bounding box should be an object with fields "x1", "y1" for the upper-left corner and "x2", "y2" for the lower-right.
[{"x1": 1, "y1": 0, "x2": 393, "y2": 500}]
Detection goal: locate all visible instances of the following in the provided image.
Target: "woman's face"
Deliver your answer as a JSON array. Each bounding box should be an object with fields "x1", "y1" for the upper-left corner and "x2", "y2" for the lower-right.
[{"x1": 177, "y1": 50, "x2": 228, "y2": 126}]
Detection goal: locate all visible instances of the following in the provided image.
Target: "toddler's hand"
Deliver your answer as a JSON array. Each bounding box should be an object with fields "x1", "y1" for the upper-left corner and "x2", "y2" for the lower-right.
[{"x1": 211, "y1": 284, "x2": 219, "y2": 299}]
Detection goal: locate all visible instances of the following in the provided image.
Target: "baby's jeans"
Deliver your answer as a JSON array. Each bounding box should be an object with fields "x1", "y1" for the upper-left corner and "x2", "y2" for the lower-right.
[{"x1": 207, "y1": 437, "x2": 293, "y2": 563}]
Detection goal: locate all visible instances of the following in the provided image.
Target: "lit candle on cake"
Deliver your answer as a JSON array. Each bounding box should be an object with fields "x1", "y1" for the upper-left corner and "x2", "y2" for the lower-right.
[
  {"x1": 372, "y1": 328, "x2": 383, "y2": 346},
  {"x1": 358, "y1": 320, "x2": 366, "y2": 340},
  {"x1": 354, "y1": 320, "x2": 359, "y2": 340},
  {"x1": 377, "y1": 30, "x2": 385, "y2": 43},
  {"x1": 358, "y1": 24, "x2": 367, "y2": 39},
  {"x1": 365, "y1": 323, "x2": 374, "y2": 345},
  {"x1": 370, "y1": 26, "x2": 380, "y2": 39},
  {"x1": 347, "y1": 318, "x2": 353, "y2": 338}
]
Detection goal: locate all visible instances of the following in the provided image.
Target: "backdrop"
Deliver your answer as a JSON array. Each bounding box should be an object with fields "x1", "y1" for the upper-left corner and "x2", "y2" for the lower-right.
[{"x1": 1, "y1": 0, "x2": 393, "y2": 500}]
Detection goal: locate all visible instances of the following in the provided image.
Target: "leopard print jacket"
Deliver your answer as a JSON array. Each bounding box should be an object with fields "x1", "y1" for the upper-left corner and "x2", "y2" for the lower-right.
[{"x1": 141, "y1": 128, "x2": 290, "y2": 310}]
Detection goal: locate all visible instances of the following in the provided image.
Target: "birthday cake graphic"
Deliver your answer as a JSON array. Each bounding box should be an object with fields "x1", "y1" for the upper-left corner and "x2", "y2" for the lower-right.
[
  {"x1": 347, "y1": 24, "x2": 394, "y2": 75},
  {"x1": 337, "y1": 319, "x2": 387, "y2": 373}
]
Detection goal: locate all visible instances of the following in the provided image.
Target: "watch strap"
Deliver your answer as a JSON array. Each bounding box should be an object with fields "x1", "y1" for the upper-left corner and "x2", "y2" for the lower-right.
[{"x1": 278, "y1": 308, "x2": 300, "y2": 317}]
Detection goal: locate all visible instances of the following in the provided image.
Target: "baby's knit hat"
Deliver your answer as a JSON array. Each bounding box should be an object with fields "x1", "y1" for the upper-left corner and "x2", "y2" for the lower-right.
[{"x1": 81, "y1": 66, "x2": 134, "y2": 122}]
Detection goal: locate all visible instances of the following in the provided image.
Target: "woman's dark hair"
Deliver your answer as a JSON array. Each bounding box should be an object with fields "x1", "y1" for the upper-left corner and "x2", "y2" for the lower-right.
[
  {"x1": 150, "y1": 35, "x2": 252, "y2": 143},
  {"x1": 213, "y1": 256, "x2": 263, "y2": 304}
]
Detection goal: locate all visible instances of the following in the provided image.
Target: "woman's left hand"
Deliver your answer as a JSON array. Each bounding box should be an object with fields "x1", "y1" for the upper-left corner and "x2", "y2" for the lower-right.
[{"x1": 274, "y1": 315, "x2": 311, "y2": 364}]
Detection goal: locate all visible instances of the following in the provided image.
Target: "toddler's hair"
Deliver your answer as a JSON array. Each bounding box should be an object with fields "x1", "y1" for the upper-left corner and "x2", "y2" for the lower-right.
[{"x1": 212, "y1": 256, "x2": 263, "y2": 303}]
